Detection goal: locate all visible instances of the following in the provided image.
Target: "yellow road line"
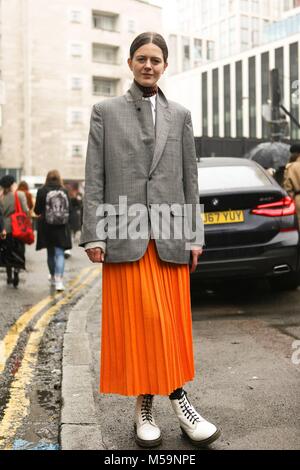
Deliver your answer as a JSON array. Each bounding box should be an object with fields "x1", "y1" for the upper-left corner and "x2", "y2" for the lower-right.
[
  {"x1": 0, "y1": 266, "x2": 93, "y2": 373},
  {"x1": 0, "y1": 267, "x2": 101, "y2": 450}
]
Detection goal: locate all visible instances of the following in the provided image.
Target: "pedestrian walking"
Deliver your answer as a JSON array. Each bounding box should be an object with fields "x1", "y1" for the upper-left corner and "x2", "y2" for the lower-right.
[
  {"x1": 283, "y1": 144, "x2": 300, "y2": 229},
  {"x1": 69, "y1": 188, "x2": 83, "y2": 243},
  {"x1": 80, "y1": 32, "x2": 220, "y2": 448},
  {"x1": 0, "y1": 175, "x2": 28, "y2": 287},
  {"x1": 34, "y1": 170, "x2": 72, "y2": 292},
  {"x1": 17, "y1": 180, "x2": 35, "y2": 216}
]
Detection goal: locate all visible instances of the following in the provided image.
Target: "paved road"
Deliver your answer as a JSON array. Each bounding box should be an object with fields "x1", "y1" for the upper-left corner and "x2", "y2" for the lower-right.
[
  {"x1": 0, "y1": 243, "x2": 94, "y2": 450},
  {"x1": 76, "y1": 278, "x2": 300, "y2": 450},
  {"x1": 1, "y1": 244, "x2": 299, "y2": 450}
]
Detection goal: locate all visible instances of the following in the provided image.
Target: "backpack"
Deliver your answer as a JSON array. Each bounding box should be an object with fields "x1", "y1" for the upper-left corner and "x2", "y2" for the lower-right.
[{"x1": 45, "y1": 189, "x2": 69, "y2": 225}]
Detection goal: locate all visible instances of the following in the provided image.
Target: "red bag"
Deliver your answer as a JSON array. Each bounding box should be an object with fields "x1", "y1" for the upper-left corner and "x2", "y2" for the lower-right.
[{"x1": 11, "y1": 192, "x2": 35, "y2": 245}]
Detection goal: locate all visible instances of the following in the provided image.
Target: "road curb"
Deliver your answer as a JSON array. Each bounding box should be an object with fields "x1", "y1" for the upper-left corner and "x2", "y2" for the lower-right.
[{"x1": 60, "y1": 276, "x2": 104, "y2": 450}]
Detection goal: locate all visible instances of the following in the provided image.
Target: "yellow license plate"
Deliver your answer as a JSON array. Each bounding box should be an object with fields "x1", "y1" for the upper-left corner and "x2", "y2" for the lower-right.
[{"x1": 202, "y1": 210, "x2": 245, "y2": 225}]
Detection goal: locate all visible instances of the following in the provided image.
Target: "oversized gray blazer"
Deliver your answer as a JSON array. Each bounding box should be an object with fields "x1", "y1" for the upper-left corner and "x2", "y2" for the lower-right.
[{"x1": 80, "y1": 81, "x2": 204, "y2": 264}]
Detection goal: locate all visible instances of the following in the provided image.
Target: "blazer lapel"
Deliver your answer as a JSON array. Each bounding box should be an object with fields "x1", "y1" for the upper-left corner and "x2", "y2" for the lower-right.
[
  {"x1": 149, "y1": 90, "x2": 171, "y2": 176},
  {"x1": 125, "y1": 82, "x2": 171, "y2": 176}
]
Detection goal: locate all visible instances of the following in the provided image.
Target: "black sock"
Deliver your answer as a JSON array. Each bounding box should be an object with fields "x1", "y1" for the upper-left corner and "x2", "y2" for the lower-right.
[{"x1": 169, "y1": 387, "x2": 184, "y2": 400}]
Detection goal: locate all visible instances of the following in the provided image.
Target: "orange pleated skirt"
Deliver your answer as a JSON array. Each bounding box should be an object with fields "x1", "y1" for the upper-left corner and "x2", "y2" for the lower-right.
[{"x1": 100, "y1": 240, "x2": 195, "y2": 396}]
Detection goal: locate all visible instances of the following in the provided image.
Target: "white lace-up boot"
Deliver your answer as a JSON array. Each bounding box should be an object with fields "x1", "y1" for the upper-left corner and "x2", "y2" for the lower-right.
[
  {"x1": 134, "y1": 394, "x2": 162, "y2": 448},
  {"x1": 170, "y1": 390, "x2": 220, "y2": 446}
]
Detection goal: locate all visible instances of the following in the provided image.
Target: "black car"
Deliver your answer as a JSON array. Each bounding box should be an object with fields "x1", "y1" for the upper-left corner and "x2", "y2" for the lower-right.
[{"x1": 193, "y1": 158, "x2": 300, "y2": 290}]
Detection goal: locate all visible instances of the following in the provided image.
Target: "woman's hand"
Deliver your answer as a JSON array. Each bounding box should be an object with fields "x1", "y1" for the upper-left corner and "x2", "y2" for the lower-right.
[
  {"x1": 0, "y1": 229, "x2": 7, "y2": 240},
  {"x1": 86, "y1": 247, "x2": 105, "y2": 263},
  {"x1": 190, "y1": 247, "x2": 203, "y2": 273}
]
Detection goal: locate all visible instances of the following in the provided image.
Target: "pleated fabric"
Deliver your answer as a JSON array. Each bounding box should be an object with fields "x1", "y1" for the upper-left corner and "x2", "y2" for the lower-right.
[{"x1": 100, "y1": 240, "x2": 195, "y2": 396}]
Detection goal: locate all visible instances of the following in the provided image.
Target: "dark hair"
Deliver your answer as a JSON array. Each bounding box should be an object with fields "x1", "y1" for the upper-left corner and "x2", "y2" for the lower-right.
[
  {"x1": 45, "y1": 170, "x2": 63, "y2": 187},
  {"x1": 289, "y1": 153, "x2": 300, "y2": 163},
  {"x1": 17, "y1": 180, "x2": 29, "y2": 191},
  {"x1": 130, "y1": 32, "x2": 168, "y2": 63},
  {"x1": 0, "y1": 174, "x2": 16, "y2": 189}
]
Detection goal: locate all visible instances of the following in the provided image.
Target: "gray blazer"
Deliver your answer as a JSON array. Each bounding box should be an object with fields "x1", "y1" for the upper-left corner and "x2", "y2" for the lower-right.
[{"x1": 80, "y1": 81, "x2": 204, "y2": 264}]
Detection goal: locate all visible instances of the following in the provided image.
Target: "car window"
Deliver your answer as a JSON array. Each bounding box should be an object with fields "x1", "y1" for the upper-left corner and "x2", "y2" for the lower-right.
[{"x1": 198, "y1": 165, "x2": 272, "y2": 191}]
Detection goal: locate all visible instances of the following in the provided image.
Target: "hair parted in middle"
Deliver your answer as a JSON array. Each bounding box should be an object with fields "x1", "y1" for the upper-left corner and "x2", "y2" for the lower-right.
[
  {"x1": 129, "y1": 32, "x2": 168, "y2": 63},
  {"x1": 45, "y1": 170, "x2": 64, "y2": 187}
]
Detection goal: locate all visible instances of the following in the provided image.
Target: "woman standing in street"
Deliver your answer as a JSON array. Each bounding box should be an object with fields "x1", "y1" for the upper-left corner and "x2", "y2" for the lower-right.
[
  {"x1": 34, "y1": 170, "x2": 72, "y2": 292},
  {"x1": 0, "y1": 175, "x2": 28, "y2": 287},
  {"x1": 81, "y1": 32, "x2": 220, "y2": 448}
]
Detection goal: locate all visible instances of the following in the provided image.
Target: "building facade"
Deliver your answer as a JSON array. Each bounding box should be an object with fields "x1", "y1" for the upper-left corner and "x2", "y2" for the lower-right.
[
  {"x1": 166, "y1": 34, "x2": 300, "y2": 141},
  {"x1": 167, "y1": 33, "x2": 215, "y2": 75},
  {"x1": 0, "y1": 0, "x2": 162, "y2": 180},
  {"x1": 263, "y1": 4, "x2": 300, "y2": 43},
  {"x1": 169, "y1": 0, "x2": 287, "y2": 61}
]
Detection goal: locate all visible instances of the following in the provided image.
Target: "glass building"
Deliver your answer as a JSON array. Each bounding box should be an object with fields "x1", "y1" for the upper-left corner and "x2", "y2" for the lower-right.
[{"x1": 166, "y1": 34, "x2": 300, "y2": 140}]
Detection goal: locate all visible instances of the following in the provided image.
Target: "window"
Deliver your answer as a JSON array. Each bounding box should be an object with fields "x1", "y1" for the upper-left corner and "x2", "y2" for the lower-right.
[
  {"x1": 229, "y1": 0, "x2": 236, "y2": 13},
  {"x1": 71, "y1": 144, "x2": 84, "y2": 158},
  {"x1": 70, "y1": 43, "x2": 83, "y2": 57},
  {"x1": 249, "y1": 56, "x2": 256, "y2": 137},
  {"x1": 213, "y1": 69, "x2": 219, "y2": 137},
  {"x1": 70, "y1": 9, "x2": 82, "y2": 23},
  {"x1": 261, "y1": 52, "x2": 270, "y2": 138},
  {"x1": 207, "y1": 41, "x2": 214, "y2": 60},
  {"x1": 71, "y1": 76, "x2": 83, "y2": 90},
  {"x1": 182, "y1": 37, "x2": 190, "y2": 71},
  {"x1": 194, "y1": 38, "x2": 202, "y2": 64},
  {"x1": 128, "y1": 20, "x2": 135, "y2": 33},
  {"x1": 92, "y1": 11, "x2": 117, "y2": 31},
  {"x1": 290, "y1": 42, "x2": 299, "y2": 139},
  {"x1": 198, "y1": 165, "x2": 271, "y2": 192},
  {"x1": 241, "y1": 0, "x2": 249, "y2": 12},
  {"x1": 251, "y1": 0, "x2": 260, "y2": 14},
  {"x1": 236, "y1": 61, "x2": 243, "y2": 137},
  {"x1": 70, "y1": 110, "x2": 83, "y2": 124},
  {"x1": 241, "y1": 15, "x2": 249, "y2": 29},
  {"x1": 241, "y1": 29, "x2": 249, "y2": 44},
  {"x1": 219, "y1": 0, "x2": 228, "y2": 16},
  {"x1": 93, "y1": 77, "x2": 118, "y2": 97},
  {"x1": 275, "y1": 47, "x2": 284, "y2": 101},
  {"x1": 92, "y1": 44, "x2": 118, "y2": 64},
  {"x1": 224, "y1": 65, "x2": 231, "y2": 137}
]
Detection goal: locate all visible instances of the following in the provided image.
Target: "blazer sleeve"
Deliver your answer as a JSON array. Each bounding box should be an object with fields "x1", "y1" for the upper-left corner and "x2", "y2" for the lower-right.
[
  {"x1": 80, "y1": 104, "x2": 106, "y2": 247},
  {"x1": 182, "y1": 111, "x2": 205, "y2": 248}
]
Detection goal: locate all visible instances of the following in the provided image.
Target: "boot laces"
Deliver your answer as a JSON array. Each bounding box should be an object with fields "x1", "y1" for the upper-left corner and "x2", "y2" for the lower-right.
[
  {"x1": 178, "y1": 391, "x2": 201, "y2": 425},
  {"x1": 141, "y1": 394, "x2": 154, "y2": 423}
]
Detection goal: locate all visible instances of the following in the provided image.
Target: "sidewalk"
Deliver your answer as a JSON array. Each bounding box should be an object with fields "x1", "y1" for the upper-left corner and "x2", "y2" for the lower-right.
[{"x1": 60, "y1": 272, "x2": 300, "y2": 450}]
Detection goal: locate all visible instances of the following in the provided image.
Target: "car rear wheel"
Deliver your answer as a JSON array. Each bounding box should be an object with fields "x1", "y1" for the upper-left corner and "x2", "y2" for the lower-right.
[{"x1": 269, "y1": 271, "x2": 300, "y2": 291}]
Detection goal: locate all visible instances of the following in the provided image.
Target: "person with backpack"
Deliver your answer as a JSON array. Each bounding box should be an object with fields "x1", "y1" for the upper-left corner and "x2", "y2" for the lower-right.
[{"x1": 34, "y1": 170, "x2": 72, "y2": 291}]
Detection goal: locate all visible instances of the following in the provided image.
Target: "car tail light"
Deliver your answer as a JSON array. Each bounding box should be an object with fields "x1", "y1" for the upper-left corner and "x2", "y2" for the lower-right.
[{"x1": 251, "y1": 196, "x2": 296, "y2": 217}]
